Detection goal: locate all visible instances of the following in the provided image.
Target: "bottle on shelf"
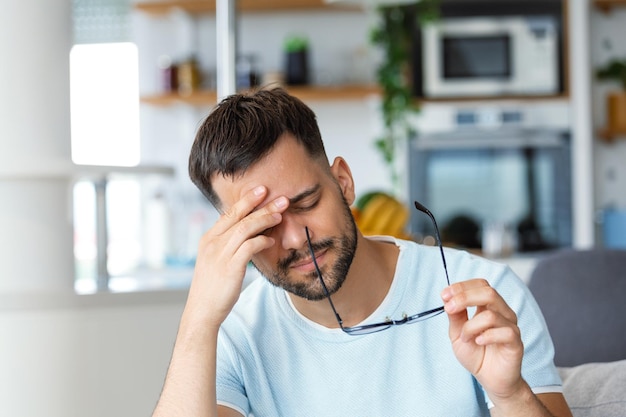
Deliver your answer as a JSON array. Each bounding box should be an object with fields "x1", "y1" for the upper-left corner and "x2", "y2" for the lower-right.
[
  {"x1": 157, "y1": 55, "x2": 178, "y2": 93},
  {"x1": 177, "y1": 55, "x2": 202, "y2": 96}
]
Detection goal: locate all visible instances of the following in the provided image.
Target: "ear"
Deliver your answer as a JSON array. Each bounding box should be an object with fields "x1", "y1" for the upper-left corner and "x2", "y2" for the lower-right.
[{"x1": 330, "y1": 157, "x2": 356, "y2": 206}]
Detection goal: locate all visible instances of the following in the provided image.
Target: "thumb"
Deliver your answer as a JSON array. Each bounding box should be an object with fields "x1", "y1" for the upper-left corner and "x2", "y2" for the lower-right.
[{"x1": 442, "y1": 289, "x2": 468, "y2": 341}]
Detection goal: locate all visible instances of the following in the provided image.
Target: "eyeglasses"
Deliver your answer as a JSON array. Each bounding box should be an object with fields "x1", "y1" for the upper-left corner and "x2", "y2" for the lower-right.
[{"x1": 305, "y1": 200, "x2": 450, "y2": 335}]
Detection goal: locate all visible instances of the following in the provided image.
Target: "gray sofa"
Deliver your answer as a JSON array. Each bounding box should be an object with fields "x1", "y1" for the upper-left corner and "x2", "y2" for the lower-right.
[
  {"x1": 527, "y1": 249, "x2": 626, "y2": 417},
  {"x1": 559, "y1": 360, "x2": 626, "y2": 417}
]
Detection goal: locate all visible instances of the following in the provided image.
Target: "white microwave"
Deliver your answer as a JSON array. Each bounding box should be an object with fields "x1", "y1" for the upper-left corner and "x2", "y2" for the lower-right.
[{"x1": 421, "y1": 16, "x2": 560, "y2": 98}]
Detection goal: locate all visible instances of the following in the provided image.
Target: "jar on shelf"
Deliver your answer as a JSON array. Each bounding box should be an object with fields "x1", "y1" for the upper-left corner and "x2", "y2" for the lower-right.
[{"x1": 177, "y1": 55, "x2": 202, "y2": 95}]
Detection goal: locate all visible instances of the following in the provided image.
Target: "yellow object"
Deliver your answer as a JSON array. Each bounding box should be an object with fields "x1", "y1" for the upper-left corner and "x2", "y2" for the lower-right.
[{"x1": 356, "y1": 193, "x2": 410, "y2": 238}]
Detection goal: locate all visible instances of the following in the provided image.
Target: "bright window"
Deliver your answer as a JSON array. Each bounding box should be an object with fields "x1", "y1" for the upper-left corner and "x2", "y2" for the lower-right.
[
  {"x1": 70, "y1": 42, "x2": 143, "y2": 293},
  {"x1": 69, "y1": 42, "x2": 140, "y2": 166}
]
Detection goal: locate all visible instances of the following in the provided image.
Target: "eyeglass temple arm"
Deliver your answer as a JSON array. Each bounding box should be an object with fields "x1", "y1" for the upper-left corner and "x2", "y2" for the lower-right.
[
  {"x1": 304, "y1": 227, "x2": 346, "y2": 329},
  {"x1": 414, "y1": 201, "x2": 451, "y2": 286}
]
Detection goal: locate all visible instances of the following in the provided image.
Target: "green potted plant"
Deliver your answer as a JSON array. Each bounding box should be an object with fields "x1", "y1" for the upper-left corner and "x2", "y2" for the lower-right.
[
  {"x1": 596, "y1": 58, "x2": 626, "y2": 139},
  {"x1": 283, "y1": 35, "x2": 310, "y2": 85}
]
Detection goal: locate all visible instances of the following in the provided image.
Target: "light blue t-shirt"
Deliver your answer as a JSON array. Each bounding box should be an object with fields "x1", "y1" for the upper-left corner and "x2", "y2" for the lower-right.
[{"x1": 216, "y1": 237, "x2": 561, "y2": 416}]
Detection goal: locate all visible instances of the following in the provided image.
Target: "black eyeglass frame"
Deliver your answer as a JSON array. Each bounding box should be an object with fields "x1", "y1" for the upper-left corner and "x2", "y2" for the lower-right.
[{"x1": 305, "y1": 200, "x2": 451, "y2": 335}]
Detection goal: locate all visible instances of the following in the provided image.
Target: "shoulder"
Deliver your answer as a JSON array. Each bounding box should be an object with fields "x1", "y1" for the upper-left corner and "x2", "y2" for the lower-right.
[{"x1": 390, "y1": 237, "x2": 514, "y2": 281}]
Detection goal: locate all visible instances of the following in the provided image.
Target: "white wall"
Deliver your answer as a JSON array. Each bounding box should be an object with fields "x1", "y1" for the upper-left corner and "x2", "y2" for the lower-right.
[{"x1": 0, "y1": 293, "x2": 184, "y2": 417}]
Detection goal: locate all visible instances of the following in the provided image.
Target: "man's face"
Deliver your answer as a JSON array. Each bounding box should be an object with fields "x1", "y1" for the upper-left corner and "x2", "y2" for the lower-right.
[{"x1": 211, "y1": 134, "x2": 358, "y2": 300}]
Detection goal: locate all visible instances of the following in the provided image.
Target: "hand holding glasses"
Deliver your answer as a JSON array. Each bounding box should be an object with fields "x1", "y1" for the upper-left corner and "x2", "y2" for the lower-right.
[{"x1": 305, "y1": 201, "x2": 451, "y2": 335}]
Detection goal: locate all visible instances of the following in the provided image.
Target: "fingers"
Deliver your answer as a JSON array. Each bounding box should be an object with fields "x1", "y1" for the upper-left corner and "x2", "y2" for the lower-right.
[
  {"x1": 458, "y1": 309, "x2": 520, "y2": 346},
  {"x1": 212, "y1": 185, "x2": 288, "y2": 237},
  {"x1": 442, "y1": 279, "x2": 517, "y2": 323},
  {"x1": 202, "y1": 185, "x2": 293, "y2": 272},
  {"x1": 207, "y1": 186, "x2": 289, "y2": 265},
  {"x1": 442, "y1": 279, "x2": 519, "y2": 344}
]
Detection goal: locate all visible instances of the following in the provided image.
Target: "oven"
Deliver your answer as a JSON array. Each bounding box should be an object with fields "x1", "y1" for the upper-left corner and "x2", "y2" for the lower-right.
[{"x1": 408, "y1": 102, "x2": 572, "y2": 254}]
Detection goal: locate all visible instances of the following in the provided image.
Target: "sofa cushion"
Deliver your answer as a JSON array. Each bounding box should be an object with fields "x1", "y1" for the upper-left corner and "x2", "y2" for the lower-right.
[
  {"x1": 528, "y1": 248, "x2": 626, "y2": 366},
  {"x1": 558, "y1": 360, "x2": 626, "y2": 417}
]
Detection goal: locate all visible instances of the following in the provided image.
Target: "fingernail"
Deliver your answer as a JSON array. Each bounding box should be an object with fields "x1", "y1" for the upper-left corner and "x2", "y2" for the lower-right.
[
  {"x1": 441, "y1": 287, "x2": 452, "y2": 301},
  {"x1": 444, "y1": 299, "x2": 456, "y2": 313},
  {"x1": 274, "y1": 196, "x2": 288, "y2": 209},
  {"x1": 253, "y1": 186, "x2": 265, "y2": 196}
]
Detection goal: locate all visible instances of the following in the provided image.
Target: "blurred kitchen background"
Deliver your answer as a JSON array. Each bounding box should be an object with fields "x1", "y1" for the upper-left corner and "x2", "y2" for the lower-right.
[{"x1": 2, "y1": 0, "x2": 626, "y2": 416}]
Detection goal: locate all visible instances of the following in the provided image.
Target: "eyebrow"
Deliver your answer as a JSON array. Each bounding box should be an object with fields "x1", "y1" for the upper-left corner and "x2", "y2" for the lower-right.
[{"x1": 288, "y1": 184, "x2": 321, "y2": 206}]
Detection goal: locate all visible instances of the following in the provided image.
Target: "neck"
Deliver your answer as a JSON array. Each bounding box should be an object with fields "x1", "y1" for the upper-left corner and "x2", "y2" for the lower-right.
[{"x1": 289, "y1": 233, "x2": 399, "y2": 329}]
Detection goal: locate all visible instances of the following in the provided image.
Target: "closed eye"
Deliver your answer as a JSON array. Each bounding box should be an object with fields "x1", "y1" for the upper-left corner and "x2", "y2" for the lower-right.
[
  {"x1": 291, "y1": 198, "x2": 320, "y2": 213},
  {"x1": 287, "y1": 184, "x2": 322, "y2": 212}
]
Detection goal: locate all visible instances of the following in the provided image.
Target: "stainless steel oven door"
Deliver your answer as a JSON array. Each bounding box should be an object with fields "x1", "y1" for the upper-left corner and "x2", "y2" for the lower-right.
[{"x1": 409, "y1": 128, "x2": 572, "y2": 253}]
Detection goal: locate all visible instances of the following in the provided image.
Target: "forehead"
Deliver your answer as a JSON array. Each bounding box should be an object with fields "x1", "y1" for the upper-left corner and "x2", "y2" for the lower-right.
[{"x1": 211, "y1": 135, "x2": 327, "y2": 209}]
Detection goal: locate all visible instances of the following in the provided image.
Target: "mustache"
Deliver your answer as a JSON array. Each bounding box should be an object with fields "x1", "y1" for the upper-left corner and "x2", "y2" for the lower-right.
[{"x1": 277, "y1": 238, "x2": 335, "y2": 272}]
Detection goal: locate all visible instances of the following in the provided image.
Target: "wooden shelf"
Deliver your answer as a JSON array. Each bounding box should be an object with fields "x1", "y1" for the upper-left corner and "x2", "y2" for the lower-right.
[
  {"x1": 141, "y1": 89, "x2": 218, "y2": 106},
  {"x1": 594, "y1": 0, "x2": 626, "y2": 13},
  {"x1": 134, "y1": 0, "x2": 361, "y2": 15},
  {"x1": 141, "y1": 84, "x2": 381, "y2": 106},
  {"x1": 141, "y1": 87, "x2": 573, "y2": 107}
]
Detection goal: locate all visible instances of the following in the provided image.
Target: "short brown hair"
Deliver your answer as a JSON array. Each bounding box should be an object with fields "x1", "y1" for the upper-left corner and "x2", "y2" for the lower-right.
[{"x1": 189, "y1": 88, "x2": 328, "y2": 207}]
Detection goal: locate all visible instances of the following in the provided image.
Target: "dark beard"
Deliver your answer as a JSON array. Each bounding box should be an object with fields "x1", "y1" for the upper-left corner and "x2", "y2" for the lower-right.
[{"x1": 252, "y1": 195, "x2": 358, "y2": 301}]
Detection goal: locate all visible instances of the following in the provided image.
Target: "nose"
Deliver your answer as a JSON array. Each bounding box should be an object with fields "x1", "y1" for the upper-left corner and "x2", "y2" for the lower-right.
[{"x1": 276, "y1": 213, "x2": 308, "y2": 251}]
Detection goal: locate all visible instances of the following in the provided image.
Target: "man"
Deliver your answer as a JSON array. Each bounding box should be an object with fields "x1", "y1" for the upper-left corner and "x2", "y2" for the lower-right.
[{"x1": 152, "y1": 88, "x2": 572, "y2": 417}]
